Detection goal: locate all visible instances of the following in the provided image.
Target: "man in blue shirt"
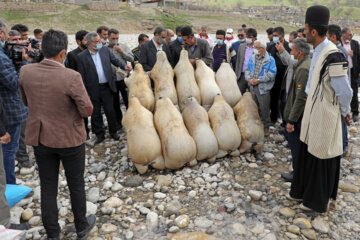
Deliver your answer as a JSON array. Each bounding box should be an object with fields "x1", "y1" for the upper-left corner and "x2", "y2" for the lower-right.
[{"x1": 211, "y1": 29, "x2": 236, "y2": 72}]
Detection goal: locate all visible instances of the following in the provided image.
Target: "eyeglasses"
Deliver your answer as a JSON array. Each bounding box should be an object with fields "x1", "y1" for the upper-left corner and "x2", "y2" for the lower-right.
[{"x1": 238, "y1": 34, "x2": 245, "y2": 37}]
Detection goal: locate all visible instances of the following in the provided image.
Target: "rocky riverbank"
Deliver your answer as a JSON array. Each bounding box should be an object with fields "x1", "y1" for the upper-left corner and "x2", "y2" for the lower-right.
[{"x1": 10, "y1": 118, "x2": 360, "y2": 240}]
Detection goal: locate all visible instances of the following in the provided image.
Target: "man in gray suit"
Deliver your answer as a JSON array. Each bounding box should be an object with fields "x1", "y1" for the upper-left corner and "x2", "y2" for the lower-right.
[{"x1": 235, "y1": 28, "x2": 257, "y2": 94}]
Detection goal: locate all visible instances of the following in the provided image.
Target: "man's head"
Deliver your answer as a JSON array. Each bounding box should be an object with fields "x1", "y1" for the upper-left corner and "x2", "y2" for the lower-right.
[
  {"x1": 304, "y1": 5, "x2": 330, "y2": 46},
  {"x1": 242, "y1": 24, "x2": 247, "y2": 29},
  {"x1": 272, "y1": 26, "x2": 285, "y2": 43},
  {"x1": 8, "y1": 30, "x2": 21, "y2": 43},
  {"x1": 42, "y1": 29, "x2": 68, "y2": 63},
  {"x1": 237, "y1": 28, "x2": 246, "y2": 42},
  {"x1": 108, "y1": 28, "x2": 119, "y2": 47},
  {"x1": 246, "y1": 28, "x2": 257, "y2": 45},
  {"x1": 341, "y1": 27, "x2": 352, "y2": 43},
  {"x1": 138, "y1": 33, "x2": 149, "y2": 47},
  {"x1": 290, "y1": 38, "x2": 310, "y2": 60},
  {"x1": 297, "y1": 28, "x2": 305, "y2": 38},
  {"x1": 327, "y1": 24, "x2": 341, "y2": 45},
  {"x1": 215, "y1": 30, "x2": 225, "y2": 46},
  {"x1": 254, "y1": 40, "x2": 266, "y2": 56},
  {"x1": 75, "y1": 30, "x2": 88, "y2": 50},
  {"x1": 0, "y1": 19, "x2": 9, "y2": 46},
  {"x1": 226, "y1": 28, "x2": 233, "y2": 39},
  {"x1": 96, "y1": 26, "x2": 109, "y2": 41},
  {"x1": 153, "y1": 26, "x2": 167, "y2": 46},
  {"x1": 175, "y1": 26, "x2": 183, "y2": 43},
  {"x1": 166, "y1": 29, "x2": 175, "y2": 44},
  {"x1": 86, "y1": 32, "x2": 102, "y2": 52},
  {"x1": 34, "y1": 29, "x2": 43, "y2": 40},
  {"x1": 11, "y1": 24, "x2": 28, "y2": 40},
  {"x1": 266, "y1": 27, "x2": 273, "y2": 41},
  {"x1": 289, "y1": 31, "x2": 298, "y2": 43},
  {"x1": 181, "y1": 26, "x2": 196, "y2": 46},
  {"x1": 200, "y1": 25, "x2": 208, "y2": 36}
]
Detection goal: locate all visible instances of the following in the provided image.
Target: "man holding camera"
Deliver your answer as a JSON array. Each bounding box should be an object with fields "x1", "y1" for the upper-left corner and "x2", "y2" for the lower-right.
[{"x1": 0, "y1": 19, "x2": 28, "y2": 185}]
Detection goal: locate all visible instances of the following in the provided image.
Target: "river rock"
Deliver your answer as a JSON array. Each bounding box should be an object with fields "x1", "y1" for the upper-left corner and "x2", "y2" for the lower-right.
[
  {"x1": 165, "y1": 200, "x2": 182, "y2": 216},
  {"x1": 279, "y1": 207, "x2": 295, "y2": 217},
  {"x1": 146, "y1": 211, "x2": 159, "y2": 230},
  {"x1": 170, "y1": 232, "x2": 219, "y2": 240},
  {"x1": 301, "y1": 229, "x2": 317, "y2": 240},
  {"x1": 231, "y1": 223, "x2": 245, "y2": 235},
  {"x1": 154, "y1": 192, "x2": 166, "y2": 199},
  {"x1": 312, "y1": 216, "x2": 329, "y2": 233},
  {"x1": 293, "y1": 218, "x2": 312, "y2": 229},
  {"x1": 111, "y1": 182, "x2": 123, "y2": 192},
  {"x1": 175, "y1": 215, "x2": 190, "y2": 228},
  {"x1": 249, "y1": 190, "x2": 262, "y2": 200},
  {"x1": 264, "y1": 152, "x2": 275, "y2": 161},
  {"x1": 21, "y1": 208, "x2": 33, "y2": 221},
  {"x1": 10, "y1": 206, "x2": 24, "y2": 224},
  {"x1": 139, "y1": 207, "x2": 151, "y2": 215},
  {"x1": 88, "y1": 187, "x2": 100, "y2": 203},
  {"x1": 156, "y1": 175, "x2": 172, "y2": 187},
  {"x1": 287, "y1": 224, "x2": 300, "y2": 234},
  {"x1": 194, "y1": 217, "x2": 213, "y2": 228},
  {"x1": 101, "y1": 223, "x2": 118, "y2": 233},
  {"x1": 86, "y1": 201, "x2": 98, "y2": 215},
  {"x1": 20, "y1": 166, "x2": 35, "y2": 175},
  {"x1": 123, "y1": 175, "x2": 143, "y2": 187},
  {"x1": 339, "y1": 181, "x2": 359, "y2": 193},
  {"x1": 28, "y1": 216, "x2": 41, "y2": 226},
  {"x1": 103, "y1": 197, "x2": 123, "y2": 208},
  {"x1": 250, "y1": 223, "x2": 264, "y2": 234}
]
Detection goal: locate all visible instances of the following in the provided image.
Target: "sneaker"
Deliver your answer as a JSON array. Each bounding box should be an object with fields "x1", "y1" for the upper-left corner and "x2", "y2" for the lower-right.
[
  {"x1": 285, "y1": 193, "x2": 302, "y2": 202},
  {"x1": 281, "y1": 171, "x2": 294, "y2": 182},
  {"x1": 9, "y1": 223, "x2": 30, "y2": 230},
  {"x1": 299, "y1": 203, "x2": 312, "y2": 211},
  {"x1": 77, "y1": 214, "x2": 96, "y2": 240}
]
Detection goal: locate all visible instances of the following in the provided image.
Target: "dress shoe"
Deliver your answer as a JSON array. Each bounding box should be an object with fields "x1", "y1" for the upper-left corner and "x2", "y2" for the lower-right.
[
  {"x1": 299, "y1": 203, "x2": 312, "y2": 211},
  {"x1": 77, "y1": 214, "x2": 96, "y2": 240},
  {"x1": 9, "y1": 223, "x2": 30, "y2": 230},
  {"x1": 285, "y1": 193, "x2": 302, "y2": 202},
  {"x1": 18, "y1": 160, "x2": 33, "y2": 168},
  {"x1": 110, "y1": 133, "x2": 120, "y2": 141},
  {"x1": 281, "y1": 171, "x2": 294, "y2": 182},
  {"x1": 94, "y1": 136, "x2": 105, "y2": 145}
]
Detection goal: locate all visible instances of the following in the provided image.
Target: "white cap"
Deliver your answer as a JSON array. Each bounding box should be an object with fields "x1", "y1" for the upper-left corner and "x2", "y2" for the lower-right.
[{"x1": 226, "y1": 28, "x2": 233, "y2": 33}]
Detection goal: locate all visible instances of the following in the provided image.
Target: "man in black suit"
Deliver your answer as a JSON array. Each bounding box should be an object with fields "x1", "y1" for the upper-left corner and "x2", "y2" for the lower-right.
[
  {"x1": 266, "y1": 26, "x2": 291, "y2": 123},
  {"x1": 139, "y1": 26, "x2": 172, "y2": 72},
  {"x1": 342, "y1": 27, "x2": 360, "y2": 122},
  {"x1": 65, "y1": 30, "x2": 88, "y2": 71},
  {"x1": 77, "y1": 32, "x2": 132, "y2": 144},
  {"x1": 169, "y1": 26, "x2": 184, "y2": 68}
]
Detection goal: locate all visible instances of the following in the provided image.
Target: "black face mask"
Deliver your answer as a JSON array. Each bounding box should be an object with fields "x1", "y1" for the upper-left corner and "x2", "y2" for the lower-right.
[{"x1": 80, "y1": 43, "x2": 87, "y2": 50}]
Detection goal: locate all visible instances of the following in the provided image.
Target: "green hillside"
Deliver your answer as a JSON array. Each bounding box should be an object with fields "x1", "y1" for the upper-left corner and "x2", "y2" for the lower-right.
[{"x1": 201, "y1": 0, "x2": 360, "y2": 19}]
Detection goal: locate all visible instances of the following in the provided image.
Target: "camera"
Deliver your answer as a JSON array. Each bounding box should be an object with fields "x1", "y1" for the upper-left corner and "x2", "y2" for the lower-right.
[
  {"x1": 29, "y1": 38, "x2": 41, "y2": 50},
  {"x1": 5, "y1": 41, "x2": 42, "y2": 63}
]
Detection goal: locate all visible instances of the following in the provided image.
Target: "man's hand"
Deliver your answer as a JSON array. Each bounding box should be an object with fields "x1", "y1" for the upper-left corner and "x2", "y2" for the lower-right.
[
  {"x1": 347, "y1": 50, "x2": 354, "y2": 57},
  {"x1": 124, "y1": 65, "x2": 132, "y2": 71},
  {"x1": 249, "y1": 78, "x2": 258, "y2": 86},
  {"x1": 286, "y1": 123, "x2": 295, "y2": 133},
  {"x1": 0, "y1": 132, "x2": 11, "y2": 144},
  {"x1": 189, "y1": 59, "x2": 196, "y2": 66},
  {"x1": 342, "y1": 113, "x2": 353, "y2": 126},
  {"x1": 275, "y1": 41, "x2": 285, "y2": 53},
  {"x1": 114, "y1": 45, "x2": 124, "y2": 54}
]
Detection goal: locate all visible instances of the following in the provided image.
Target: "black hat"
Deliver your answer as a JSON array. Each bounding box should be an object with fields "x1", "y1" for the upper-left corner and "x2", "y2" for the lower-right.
[{"x1": 305, "y1": 5, "x2": 330, "y2": 26}]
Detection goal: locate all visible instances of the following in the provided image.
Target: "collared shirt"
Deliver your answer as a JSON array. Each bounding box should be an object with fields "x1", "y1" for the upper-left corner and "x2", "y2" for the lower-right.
[
  {"x1": 306, "y1": 38, "x2": 352, "y2": 116},
  {"x1": 343, "y1": 41, "x2": 353, "y2": 69},
  {"x1": 184, "y1": 38, "x2": 213, "y2": 66},
  {"x1": 152, "y1": 39, "x2": 163, "y2": 51},
  {"x1": 89, "y1": 49, "x2": 107, "y2": 84},
  {"x1": 212, "y1": 44, "x2": 227, "y2": 72},
  {"x1": 253, "y1": 55, "x2": 264, "y2": 78},
  {"x1": 242, "y1": 45, "x2": 254, "y2": 72},
  {"x1": 44, "y1": 58, "x2": 65, "y2": 68},
  {"x1": 0, "y1": 47, "x2": 28, "y2": 125}
]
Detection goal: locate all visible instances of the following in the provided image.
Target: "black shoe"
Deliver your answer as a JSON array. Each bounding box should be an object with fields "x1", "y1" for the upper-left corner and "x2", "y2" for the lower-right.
[
  {"x1": 110, "y1": 133, "x2": 120, "y2": 141},
  {"x1": 9, "y1": 223, "x2": 30, "y2": 230},
  {"x1": 353, "y1": 114, "x2": 359, "y2": 122},
  {"x1": 94, "y1": 136, "x2": 105, "y2": 145},
  {"x1": 18, "y1": 160, "x2": 33, "y2": 168},
  {"x1": 77, "y1": 214, "x2": 96, "y2": 240},
  {"x1": 281, "y1": 171, "x2": 294, "y2": 182},
  {"x1": 47, "y1": 237, "x2": 60, "y2": 240}
]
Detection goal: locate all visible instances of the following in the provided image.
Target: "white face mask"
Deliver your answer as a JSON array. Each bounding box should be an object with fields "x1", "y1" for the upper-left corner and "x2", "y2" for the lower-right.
[
  {"x1": 253, "y1": 49, "x2": 259, "y2": 55},
  {"x1": 170, "y1": 36, "x2": 177, "y2": 42},
  {"x1": 246, "y1": 38, "x2": 253, "y2": 44},
  {"x1": 226, "y1": 34, "x2": 232, "y2": 39},
  {"x1": 290, "y1": 55, "x2": 295, "y2": 61},
  {"x1": 289, "y1": 43, "x2": 293, "y2": 49}
]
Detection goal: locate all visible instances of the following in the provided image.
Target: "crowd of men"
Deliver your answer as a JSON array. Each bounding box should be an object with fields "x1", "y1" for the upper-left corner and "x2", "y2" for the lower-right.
[{"x1": 0, "y1": 4, "x2": 358, "y2": 239}]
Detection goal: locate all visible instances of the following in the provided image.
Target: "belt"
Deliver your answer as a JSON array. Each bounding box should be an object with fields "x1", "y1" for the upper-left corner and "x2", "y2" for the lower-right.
[{"x1": 99, "y1": 82, "x2": 109, "y2": 86}]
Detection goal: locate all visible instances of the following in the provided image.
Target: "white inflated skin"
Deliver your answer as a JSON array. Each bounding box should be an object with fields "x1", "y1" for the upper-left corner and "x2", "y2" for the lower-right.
[
  {"x1": 215, "y1": 62, "x2": 242, "y2": 107},
  {"x1": 150, "y1": 51, "x2": 178, "y2": 106},
  {"x1": 122, "y1": 97, "x2": 165, "y2": 174},
  {"x1": 182, "y1": 97, "x2": 219, "y2": 161},
  {"x1": 125, "y1": 64, "x2": 155, "y2": 112},
  {"x1": 154, "y1": 97, "x2": 197, "y2": 169},
  {"x1": 195, "y1": 59, "x2": 221, "y2": 110},
  {"x1": 208, "y1": 95, "x2": 241, "y2": 158},
  {"x1": 233, "y1": 92, "x2": 264, "y2": 153},
  {"x1": 174, "y1": 49, "x2": 201, "y2": 111}
]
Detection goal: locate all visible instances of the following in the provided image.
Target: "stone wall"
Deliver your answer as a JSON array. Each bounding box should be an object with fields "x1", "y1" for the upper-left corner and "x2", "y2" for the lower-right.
[
  {"x1": 86, "y1": 0, "x2": 119, "y2": 10},
  {"x1": 0, "y1": 2, "x2": 56, "y2": 11}
]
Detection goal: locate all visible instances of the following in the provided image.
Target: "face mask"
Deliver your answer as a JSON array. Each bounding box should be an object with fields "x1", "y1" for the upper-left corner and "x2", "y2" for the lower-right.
[
  {"x1": 94, "y1": 43, "x2": 102, "y2": 51},
  {"x1": 0, "y1": 32, "x2": 5, "y2": 48},
  {"x1": 239, "y1": 39, "x2": 245, "y2": 43},
  {"x1": 158, "y1": 38, "x2": 166, "y2": 45},
  {"x1": 216, "y1": 39, "x2": 224, "y2": 45},
  {"x1": 290, "y1": 54, "x2": 295, "y2": 61},
  {"x1": 345, "y1": 39, "x2": 350, "y2": 43},
  {"x1": 170, "y1": 36, "x2": 177, "y2": 42},
  {"x1": 253, "y1": 49, "x2": 259, "y2": 55},
  {"x1": 226, "y1": 34, "x2": 232, "y2": 39},
  {"x1": 177, "y1": 37, "x2": 183, "y2": 43},
  {"x1": 201, "y1": 33, "x2": 207, "y2": 38},
  {"x1": 289, "y1": 43, "x2": 293, "y2": 49},
  {"x1": 246, "y1": 38, "x2": 253, "y2": 44},
  {"x1": 273, "y1": 36, "x2": 279, "y2": 43},
  {"x1": 108, "y1": 41, "x2": 118, "y2": 48}
]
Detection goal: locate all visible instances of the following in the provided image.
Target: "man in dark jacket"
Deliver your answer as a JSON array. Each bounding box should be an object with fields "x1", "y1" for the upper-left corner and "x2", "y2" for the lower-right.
[
  {"x1": 279, "y1": 38, "x2": 311, "y2": 182},
  {"x1": 77, "y1": 32, "x2": 132, "y2": 144},
  {"x1": 341, "y1": 27, "x2": 360, "y2": 122},
  {"x1": 267, "y1": 26, "x2": 291, "y2": 123},
  {"x1": 131, "y1": 33, "x2": 149, "y2": 68},
  {"x1": 139, "y1": 26, "x2": 172, "y2": 72},
  {"x1": 169, "y1": 26, "x2": 184, "y2": 68},
  {"x1": 65, "y1": 30, "x2": 88, "y2": 71}
]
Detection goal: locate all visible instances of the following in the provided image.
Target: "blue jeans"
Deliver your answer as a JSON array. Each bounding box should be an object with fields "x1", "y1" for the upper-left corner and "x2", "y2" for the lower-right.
[
  {"x1": 284, "y1": 120, "x2": 301, "y2": 169},
  {"x1": 341, "y1": 119, "x2": 348, "y2": 152},
  {"x1": 2, "y1": 124, "x2": 21, "y2": 184}
]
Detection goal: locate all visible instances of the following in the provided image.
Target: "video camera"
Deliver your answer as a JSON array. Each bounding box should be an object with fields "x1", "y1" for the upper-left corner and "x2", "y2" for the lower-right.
[{"x1": 5, "y1": 41, "x2": 42, "y2": 63}]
